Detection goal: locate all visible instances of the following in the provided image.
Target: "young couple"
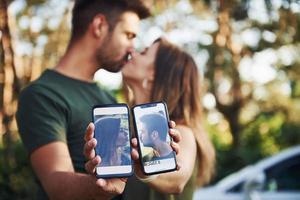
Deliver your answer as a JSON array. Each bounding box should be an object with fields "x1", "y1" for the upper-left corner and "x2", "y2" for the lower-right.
[{"x1": 16, "y1": 0, "x2": 215, "y2": 200}]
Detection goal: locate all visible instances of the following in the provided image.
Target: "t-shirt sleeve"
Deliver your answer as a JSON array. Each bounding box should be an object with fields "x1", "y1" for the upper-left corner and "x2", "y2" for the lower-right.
[
  {"x1": 16, "y1": 85, "x2": 68, "y2": 154},
  {"x1": 106, "y1": 91, "x2": 117, "y2": 103}
]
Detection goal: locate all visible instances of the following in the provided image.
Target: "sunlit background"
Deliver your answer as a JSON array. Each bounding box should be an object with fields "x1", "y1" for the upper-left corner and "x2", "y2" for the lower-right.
[{"x1": 1, "y1": 0, "x2": 300, "y2": 199}]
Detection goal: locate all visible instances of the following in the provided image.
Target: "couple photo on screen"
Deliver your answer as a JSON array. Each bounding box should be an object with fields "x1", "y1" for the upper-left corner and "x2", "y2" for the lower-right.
[
  {"x1": 137, "y1": 113, "x2": 174, "y2": 163},
  {"x1": 94, "y1": 115, "x2": 131, "y2": 167},
  {"x1": 94, "y1": 112, "x2": 173, "y2": 166}
]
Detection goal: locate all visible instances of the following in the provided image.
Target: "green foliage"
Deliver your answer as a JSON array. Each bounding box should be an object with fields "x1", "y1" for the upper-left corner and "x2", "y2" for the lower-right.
[
  {"x1": 277, "y1": 123, "x2": 300, "y2": 148},
  {"x1": 211, "y1": 111, "x2": 300, "y2": 183},
  {"x1": 291, "y1": 80, "x2": 300, "y2": 98},
  {"x1": 0, "y1": 140, "x2": 37, "y2": 200},
  {"x1": 240, "y1": 112, "x2": 285, "y2": 163}
]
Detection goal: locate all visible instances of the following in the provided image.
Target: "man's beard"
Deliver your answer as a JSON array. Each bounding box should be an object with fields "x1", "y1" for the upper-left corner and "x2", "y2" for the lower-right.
[
  {"x1": 142, "y1": 139, "x2": 154, "y2": 148},
  {"x1": 97, "y1": 52, "x2": 124, "y2": 72},
  {"x1": 95, "y1": 36, "x2": 127, "y2": 72}
]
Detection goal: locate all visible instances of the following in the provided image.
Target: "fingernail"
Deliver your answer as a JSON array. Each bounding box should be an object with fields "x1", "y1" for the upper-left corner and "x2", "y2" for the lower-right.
[
  {"x1": 99, "y1": 179, "x2": 105, "y2": 187},
  {"x1": 86, "y1": 123, "x2": 91, "y2": 130}
]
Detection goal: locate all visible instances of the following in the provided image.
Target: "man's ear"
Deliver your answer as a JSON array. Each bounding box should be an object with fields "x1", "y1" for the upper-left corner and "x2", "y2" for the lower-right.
[
  {"x1": 151, "y1": 131, "x2": 159, "y2": 140},
  {"x1": 91, "y1": 14, "x2": 108, "y2": 38}
]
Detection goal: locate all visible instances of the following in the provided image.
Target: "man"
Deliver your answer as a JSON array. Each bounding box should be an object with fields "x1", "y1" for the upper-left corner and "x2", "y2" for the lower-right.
[
  {"x1": 139, "y1": 113, "x2": 174, "y2": 162},
  {"x1": 16, "y1": 0, "x2": 150, "y2": 199}
]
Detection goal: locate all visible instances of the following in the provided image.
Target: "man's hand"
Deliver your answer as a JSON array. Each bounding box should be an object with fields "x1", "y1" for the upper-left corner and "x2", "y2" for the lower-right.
[{"x1": 83, "y1": 123, "x2": 127, "y2": 195}]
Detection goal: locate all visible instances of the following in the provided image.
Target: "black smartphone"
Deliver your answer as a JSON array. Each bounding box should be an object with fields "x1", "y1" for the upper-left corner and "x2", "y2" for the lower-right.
[
  {"x1": 132, "y1": 101, "x2": 177, "y2": 175},
  {"x1": 92, "y1": 104, "x2": 133, "y2": 178}
]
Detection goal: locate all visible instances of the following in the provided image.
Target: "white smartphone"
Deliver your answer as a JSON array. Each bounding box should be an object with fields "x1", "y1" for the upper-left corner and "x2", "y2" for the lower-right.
[
  {"x1": 132, "y1": 101, "x2": 177, "y2": 175},
  {"x1": 92, "y1": 104, "x2": 133, "y2": 178}
]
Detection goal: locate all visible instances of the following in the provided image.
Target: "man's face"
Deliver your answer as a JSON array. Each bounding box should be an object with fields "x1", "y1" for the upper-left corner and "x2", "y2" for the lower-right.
[
  {"x1": 140, "y1": 123, "x2": 154, "y2": 147},
  {"x1": 96, "y1": 11, "x2": 140, "y2": 72}
]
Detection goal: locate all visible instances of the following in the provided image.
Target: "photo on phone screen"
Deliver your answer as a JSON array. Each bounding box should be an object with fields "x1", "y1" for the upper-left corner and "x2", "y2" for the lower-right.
[
  {"x1": 93, "y1": 104, "x2": 132, "y2": 178},
  {"x1": 132, "y1": 102, "x2": 177, "y2": 175}
]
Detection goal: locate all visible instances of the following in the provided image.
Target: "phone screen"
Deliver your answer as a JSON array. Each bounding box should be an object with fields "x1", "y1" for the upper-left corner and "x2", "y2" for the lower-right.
[
  {"x1": 93, "y1": 104, "x2": 132, "y2": 178},
  {"x1": 133, "y1": 102, "x2": 176, "y2": 174}
]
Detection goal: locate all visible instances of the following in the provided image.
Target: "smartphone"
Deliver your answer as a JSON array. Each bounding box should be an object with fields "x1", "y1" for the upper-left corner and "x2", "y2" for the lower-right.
[
  {"x1": 132, "y1": 101, "x2": 177, "y2": 175},
  {"x1": 92, "y1": 104, "x2": 133, "y2": 178}
]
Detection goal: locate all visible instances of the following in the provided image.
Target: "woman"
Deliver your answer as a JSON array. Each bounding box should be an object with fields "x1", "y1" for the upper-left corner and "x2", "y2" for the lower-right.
[
  {"x1": 94, "y1": 117, "x2": 130, "y2": 166},
  {"x1": 121, "y1": 38, "x2": 215, "y2": 200}
]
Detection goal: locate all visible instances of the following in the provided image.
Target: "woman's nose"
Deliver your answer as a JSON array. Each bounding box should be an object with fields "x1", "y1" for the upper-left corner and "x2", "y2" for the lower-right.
[{"x1": 130, "y1": 51, "x2": 137, "y2": 58}]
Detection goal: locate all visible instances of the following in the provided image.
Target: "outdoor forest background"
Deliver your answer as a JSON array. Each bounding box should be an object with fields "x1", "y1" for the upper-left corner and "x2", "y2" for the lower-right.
[{"x1": 0, "y1": 0, "x2": 300, "y2": 199}]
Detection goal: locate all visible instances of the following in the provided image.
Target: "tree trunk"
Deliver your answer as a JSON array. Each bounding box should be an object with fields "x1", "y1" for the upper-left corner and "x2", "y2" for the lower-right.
[
  {"x1": 208, "y1": 0, "x2": 244, "y2": 150},
  {"x1": 0, "y1": 0, "x2": 20, "y2": 187}
]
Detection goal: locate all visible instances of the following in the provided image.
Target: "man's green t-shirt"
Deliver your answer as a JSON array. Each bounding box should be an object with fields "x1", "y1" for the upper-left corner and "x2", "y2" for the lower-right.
[{"x1": 16, "y1": 69, "x2": 116, "y2": 199}]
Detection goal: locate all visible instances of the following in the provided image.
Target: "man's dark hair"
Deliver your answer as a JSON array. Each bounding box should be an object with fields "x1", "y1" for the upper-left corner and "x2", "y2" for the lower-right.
[
  {"x1": 140, "y1": 113, "x2": 168, "y2": 141},
  {"x1": 71, "y1": 0, "x2": 151, "y2": 42}
]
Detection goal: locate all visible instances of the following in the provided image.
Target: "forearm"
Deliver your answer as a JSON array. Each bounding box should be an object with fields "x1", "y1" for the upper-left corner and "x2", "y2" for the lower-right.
[
  {"x1": 29, "y1": 142, "x2": 122, "y2": 200},
  {"x1": 146, "y1": 166, "x2": 190, "y2": 194},
  {"x1": 44, "y1": 171, "x2": 115, "y2": 200},
  {"x1": 146, "y1": 127, "x2": 197, "y2": 194}
]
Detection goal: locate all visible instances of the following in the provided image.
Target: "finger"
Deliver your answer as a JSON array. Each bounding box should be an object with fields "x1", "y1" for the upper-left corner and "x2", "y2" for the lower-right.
[
  {"x1": 171, "y1": 141, "x2": 180, "y2": 155},
  {"x1": 131, "y1": 138, "x2": 138, "y2": 148},
  {"x1": 96, "y1": 178, "x2": 125, "y2": 195},
  {"x1": 130, "y1": 138, "x2": 139, "y2": 160},
  {"x1": 176, "y1": 163, "x2": 181, "y2": 171},
  {"x1": 83, "y1": 138, "x2": 97, "y2": 159},
  {"x1": 131, "y1": 148, "x2": 139, "y2": 161},
  {"x1": 169, "y1": 128, "x2": 181, "y2": 143},
  {"x1": 120, "y1": 178, "x2": 128, "y2": 183},
  {"x1": 96, "y1": 178, "x2": 107, "y2": 188},
  {"x1": 85, "y1": 155, "x2": 101, "y2": 174},
  {"x1": 84, "y1": 123, "x2": 95, "y2": 142},
  {"x1": 169, "y1": 120, "x2": 176, "y2": 128}
]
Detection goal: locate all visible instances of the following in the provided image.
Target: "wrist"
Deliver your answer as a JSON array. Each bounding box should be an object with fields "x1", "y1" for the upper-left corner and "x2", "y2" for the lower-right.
[{"x1": 136, "y1": 174, "x2": 158, "y2": 183}]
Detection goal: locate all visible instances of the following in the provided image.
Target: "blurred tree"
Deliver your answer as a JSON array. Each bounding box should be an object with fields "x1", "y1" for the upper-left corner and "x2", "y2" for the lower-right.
[
  {"x1": 0, "y1": 0, "x2": 69, "y2": 198},
  {"x1": 202, "y1": 0, "x2": 300, "y2": 179},
  {"x1": 0, "y1": 0, "x2": 21, "y2": 196}
]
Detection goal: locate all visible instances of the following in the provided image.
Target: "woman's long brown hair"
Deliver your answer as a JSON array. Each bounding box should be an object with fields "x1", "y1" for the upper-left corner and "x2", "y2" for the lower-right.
[{"x1": 151, "y1": 38, "x2": 215, "y2": 186}]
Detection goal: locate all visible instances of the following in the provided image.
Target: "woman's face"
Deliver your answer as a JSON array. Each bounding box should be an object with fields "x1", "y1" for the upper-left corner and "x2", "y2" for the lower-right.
[
  {"x1": 122, "y1": 42, "x2": 160, "y2": 84},
  {"x1": 116, "y1": 129, "x2": 129, "y2": 147}
]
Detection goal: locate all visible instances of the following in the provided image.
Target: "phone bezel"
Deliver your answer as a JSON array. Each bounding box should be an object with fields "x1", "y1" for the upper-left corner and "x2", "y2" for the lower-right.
[
  {"x1": 131, "y1": 101, "x2": 177, "y2": 175},
  {"x1": 92, "y1": 103, "x2": 133, "y2": 179}
]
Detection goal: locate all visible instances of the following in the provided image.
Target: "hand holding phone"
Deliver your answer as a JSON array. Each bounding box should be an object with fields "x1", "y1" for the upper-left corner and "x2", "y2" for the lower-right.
[
  {"x1": 93, "y1": 104, "x2": 133, "y2": 178},
  {"x1": 132, "y1": 102, "x2": 177, "y2": 175}
]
